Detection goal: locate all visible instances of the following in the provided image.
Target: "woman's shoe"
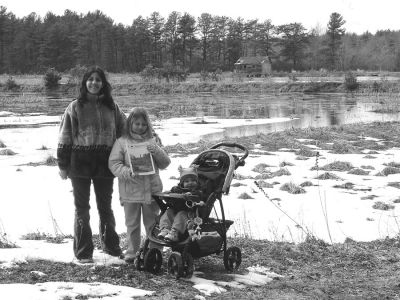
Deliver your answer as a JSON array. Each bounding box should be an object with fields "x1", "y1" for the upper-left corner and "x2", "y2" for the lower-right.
[{"x1": 78, "y1": 258, "x2": 94, "y2": 264}]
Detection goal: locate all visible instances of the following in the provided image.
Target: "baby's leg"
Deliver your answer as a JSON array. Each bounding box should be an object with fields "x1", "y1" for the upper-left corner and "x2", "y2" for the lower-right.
[
  {"x1": 172, "y1": 211, "x2": 190, "y2": 234},
  {"x1": 159, "y1": 208, "x2": 174, "y2": 230}
]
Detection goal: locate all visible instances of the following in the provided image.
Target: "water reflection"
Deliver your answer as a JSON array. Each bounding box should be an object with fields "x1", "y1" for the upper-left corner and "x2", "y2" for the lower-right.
[{"x1": 0, "y1": 92, "x2": 399, "y2": 135}]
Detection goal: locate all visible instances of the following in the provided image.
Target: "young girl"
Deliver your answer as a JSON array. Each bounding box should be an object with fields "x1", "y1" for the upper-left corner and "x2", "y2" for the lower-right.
[
  {"x1": 108, "y1": 107, "x2": 170, "y2": 263},
  {"x1": 57, "y1": 66, "x2": 125, "y2": 263}
]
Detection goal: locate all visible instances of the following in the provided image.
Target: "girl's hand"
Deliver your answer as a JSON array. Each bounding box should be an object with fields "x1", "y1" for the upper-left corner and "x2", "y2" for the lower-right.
[{"x1": 147, "y1": 143, "x2": 157, "y2": 154}]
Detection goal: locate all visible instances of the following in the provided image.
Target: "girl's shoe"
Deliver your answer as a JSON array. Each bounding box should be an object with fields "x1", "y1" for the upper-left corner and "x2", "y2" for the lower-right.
[
  {"x1": 165, "y1": 229, "x2": 179, "y2": 242},
  {"x1": 157, "y1": 228, "x2": 170, "y2": 239}
]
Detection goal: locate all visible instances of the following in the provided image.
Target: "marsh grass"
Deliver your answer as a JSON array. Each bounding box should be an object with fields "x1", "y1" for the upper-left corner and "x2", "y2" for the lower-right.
[
  {"x1": 280, "y1": 182, "x2": 306, "y2": 194},
  {"x1": 312, "y1": 161, "x2": 353, "y2": 172},
  {"x1": 300, "y1": 181, "x2": 314, "y2": 187},
  {"x1": 315, "y1": 172, "x2": 343, "y2": 180},
  {"x1": 252, "y1": 163, "x2": 273, "y2": 173},
  {"x1": 388, "y1": 182, "x2": 400, "y2": 189},
  {"x1": 238, "y1": 192, "x2": 254, "y2": 199},
  {"x1": 361, "y1": 165, "x2": 375, "y2": 170},
  {"x1": 231, "y1": 182, "x2": 247, "y2": 187},
  {"x1": 348, "y1": 168, "x2": 370, "y2": 175},
  {"x1": 271, "y1": 167, "x2": 291, "y2": 177},
  {"x1": 333, "y1": 182, "x2": 355, "y2": 189},
  {"x1": 372, "y1": 201, "x2": 395, "y2": 211},
  {"x1": 385, "y1": 162, "x2": 400, "y2": 168},
  {"x1": 255, "y1": 180, "x2": 274, "y2": 188},
  {"x1": 295, "y1": 147, "x2": 317, "y2": 157},
  {"x1": 0, "y1": 148, "x2": 16, "y2": 155},
  {"x1": 376, "y1": 166, "x2": 400, "y2": 176},
  {"x1": 279, "y1": 161, "x2": 295, "y2": 167}
]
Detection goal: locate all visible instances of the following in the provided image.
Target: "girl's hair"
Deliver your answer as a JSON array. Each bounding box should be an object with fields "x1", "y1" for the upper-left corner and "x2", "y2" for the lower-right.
[
  {"x1": 77, "y1": 66, "x2": 115, "y2": 110},
  {"x1": 126, "y1": 107, "x2": 154, "y2": 140}
]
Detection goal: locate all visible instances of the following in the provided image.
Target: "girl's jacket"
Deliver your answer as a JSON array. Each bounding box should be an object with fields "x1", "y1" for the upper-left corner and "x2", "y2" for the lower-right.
[{"x1": 108, "y1": 136, "x2": 170, "y2": 204}]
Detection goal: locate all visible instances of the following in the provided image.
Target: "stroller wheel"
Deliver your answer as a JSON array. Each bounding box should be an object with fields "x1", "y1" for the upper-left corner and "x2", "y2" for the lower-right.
[
  {"x1": 144, "y1": 248, "x2": 163, "y2": 274},
  {"x1": 182, "y1": 253, "x2": 194, "y2": 278},
  {"x1": 167, "y1": 251, "x2": 183, "y2": 279},
  {"x1": 134, "y1": 249, "x2": 145, "y2": 271},
  {"x1": 224, "y1": 246, "x2": 242, "y2": 271}
]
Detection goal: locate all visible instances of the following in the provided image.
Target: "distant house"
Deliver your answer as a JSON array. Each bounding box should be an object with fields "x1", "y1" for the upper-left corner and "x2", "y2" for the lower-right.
[{"x1": 234, "y1": 56, "x2": 272, "y2": 77}]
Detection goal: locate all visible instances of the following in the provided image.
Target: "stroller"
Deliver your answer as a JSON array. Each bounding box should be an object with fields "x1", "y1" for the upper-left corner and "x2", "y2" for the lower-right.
[{"x1": 134, "y1": 142, "x2": 248, "y2": 278}]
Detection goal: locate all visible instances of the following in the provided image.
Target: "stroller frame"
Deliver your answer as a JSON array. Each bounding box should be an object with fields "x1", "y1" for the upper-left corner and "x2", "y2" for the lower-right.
[{"x1": 134, "y1": 142, "x2": 248, "y2": 278}]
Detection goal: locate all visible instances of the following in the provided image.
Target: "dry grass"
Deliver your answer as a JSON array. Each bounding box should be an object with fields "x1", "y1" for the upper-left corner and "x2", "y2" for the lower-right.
[
  {"x1": 280, "y1": 182, "x2": 306, "y2": 194},
  {"x1": 252, "y1": 163, "x2": 273, "y2": 173},
  {"x1": 348, "y1": 168, "x2": 370, "y2": 175},
  {"x1": 372, "y1": 201, "x2": 395, "y2": 210},
  {"x1": 0, "y1": 149, "x2": 17, "y2": 155},
  {"x1": 271, "y1": 168, "x2": 291, "y2": 177},
  {"x1": 312, "y1": 160, "x2": 353, "y2": 171},
  {"x1": 376, "y1": 166, "x2": 400, "y2": 176},
  {"x1": 315, "y1": 172, "x2": 343, "y2": 180},
  {"x1": 238, "y1": 192, "x2": 254, "y2": 199}
]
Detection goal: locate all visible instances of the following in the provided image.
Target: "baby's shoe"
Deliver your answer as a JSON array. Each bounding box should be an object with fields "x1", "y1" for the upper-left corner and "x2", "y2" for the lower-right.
[
  {"x1": 165, "y1": 229, "x2": 179, "y2": 242},
  {"x1": 157, "y1": 228, "x2": 170, "y2": 239}
]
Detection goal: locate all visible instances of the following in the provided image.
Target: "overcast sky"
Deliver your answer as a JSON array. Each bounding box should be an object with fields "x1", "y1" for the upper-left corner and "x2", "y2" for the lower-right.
[{"x1": 1, "y1": 0, "x2": 399, "y2": 34}]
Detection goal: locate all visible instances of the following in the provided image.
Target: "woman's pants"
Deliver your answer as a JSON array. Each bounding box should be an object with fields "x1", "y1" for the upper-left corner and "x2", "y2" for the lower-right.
[
  {"x1": 123, "y1": 201, "x2": 160, "y2": 259},
  {"x1": 71, "y1": 177, "x2": 121, "y2": 259}
]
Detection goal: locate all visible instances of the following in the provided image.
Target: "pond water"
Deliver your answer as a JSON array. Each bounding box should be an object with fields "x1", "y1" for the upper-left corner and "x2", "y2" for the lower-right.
[{"x1": 1, "y1": 92, "x2": 399, "y2": 139}]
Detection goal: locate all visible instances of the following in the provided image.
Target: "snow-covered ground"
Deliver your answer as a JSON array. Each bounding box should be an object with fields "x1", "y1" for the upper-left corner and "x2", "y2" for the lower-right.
[{"x1": 1, "y1": 111, "x2": 400, "y2": 298}]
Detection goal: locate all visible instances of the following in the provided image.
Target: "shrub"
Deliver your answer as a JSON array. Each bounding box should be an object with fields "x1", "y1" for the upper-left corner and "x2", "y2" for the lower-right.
[
  {"x1": 44, "y1": 68, "x2": 62, "y2": 89},
  {"x1": 67, "y1": 64, "x2": 87, "y2": 84},
  {"x1": 5, "y1": 77, "x2": 19, "y2": 90},
  {"x1": 344, "y1": 72, "x2": 359, "y2": 91}
]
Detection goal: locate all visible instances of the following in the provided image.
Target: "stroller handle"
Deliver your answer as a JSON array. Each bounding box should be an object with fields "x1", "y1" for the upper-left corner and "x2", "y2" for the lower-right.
[{"x1": 210, "y1": 142, "x2": 248, "y2": 168}]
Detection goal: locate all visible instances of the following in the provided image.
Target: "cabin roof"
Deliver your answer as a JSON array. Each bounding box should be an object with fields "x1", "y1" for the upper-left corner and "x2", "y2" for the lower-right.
[{"x1": 235, "y1": 56, "x2": 270, "y2": 65}]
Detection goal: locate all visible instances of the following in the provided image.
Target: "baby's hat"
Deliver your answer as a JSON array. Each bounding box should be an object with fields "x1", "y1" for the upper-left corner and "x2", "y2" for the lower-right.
[{"x1": 179, "y1": 166, "x2": 198, "y2": 181}]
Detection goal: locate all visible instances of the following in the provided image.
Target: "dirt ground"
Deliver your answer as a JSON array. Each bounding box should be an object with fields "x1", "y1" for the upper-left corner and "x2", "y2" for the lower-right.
[{"x1": 1, "y1": 237, "x2": 400, "y2": 299}]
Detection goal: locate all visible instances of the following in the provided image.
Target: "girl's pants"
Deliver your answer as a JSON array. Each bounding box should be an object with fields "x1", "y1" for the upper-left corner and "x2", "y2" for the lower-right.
[
  {"x1": 71, "y1": 177, "x2": 121, "y2": 259},
  {"x1": 123, "y1": 201, "x2": 161, "y2": 259},
  {"x1": 159, "y1": 209, "x2": 190, "y2": 234}
]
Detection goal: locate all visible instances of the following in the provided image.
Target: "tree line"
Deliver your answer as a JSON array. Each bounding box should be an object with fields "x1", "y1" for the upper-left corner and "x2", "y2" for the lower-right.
[{"x1": 0, "y1": 6, "x2": 399, "y2": 74}]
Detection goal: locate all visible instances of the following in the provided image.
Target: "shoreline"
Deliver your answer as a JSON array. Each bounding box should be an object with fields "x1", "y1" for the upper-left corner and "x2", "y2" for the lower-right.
[{"x1": 2, "y1": 78, "x2": 400, "y2": 95}]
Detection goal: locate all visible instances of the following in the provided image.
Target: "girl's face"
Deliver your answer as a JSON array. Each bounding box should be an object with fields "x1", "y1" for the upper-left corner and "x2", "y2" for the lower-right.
[
  {"x1": 182, "y1": 176, "x2": 198, "y2": 190},
  {"x1": 86, "y1": 72, "x2": 103, "y2": 95},
  {"x1": 131, "y1": 116, "x2": 148, "y2": 135}
]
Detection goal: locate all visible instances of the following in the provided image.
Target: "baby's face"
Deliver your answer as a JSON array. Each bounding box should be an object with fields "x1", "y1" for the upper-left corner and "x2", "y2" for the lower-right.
[{"x1": 183, "y1": 177, "x2": 198, "y2": 190}]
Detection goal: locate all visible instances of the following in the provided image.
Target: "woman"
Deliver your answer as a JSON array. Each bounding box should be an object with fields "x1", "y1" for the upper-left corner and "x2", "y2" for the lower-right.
[{"x1": 57, "y1": 66, "x2": 126, "y2": 263}]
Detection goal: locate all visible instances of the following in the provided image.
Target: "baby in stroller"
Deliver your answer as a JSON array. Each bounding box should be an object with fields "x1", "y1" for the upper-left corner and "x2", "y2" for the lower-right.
[
  {"x1": 157, "y1": 166, "x2": 204, "y2": 242},
  {"x1": 134, "y1": 142, "x2": 248, "y2": 278}
]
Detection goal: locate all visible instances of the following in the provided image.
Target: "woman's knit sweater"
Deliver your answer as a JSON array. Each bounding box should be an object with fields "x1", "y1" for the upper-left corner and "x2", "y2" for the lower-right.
[{"x1": 57, "y1": 98, "x2": 126, "y2": 178}]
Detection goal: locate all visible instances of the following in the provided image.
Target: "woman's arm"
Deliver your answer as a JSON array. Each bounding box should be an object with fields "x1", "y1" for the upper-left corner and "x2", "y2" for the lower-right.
[{"x1": 57, "y1": 105, "x2": 73, "y2": 177}]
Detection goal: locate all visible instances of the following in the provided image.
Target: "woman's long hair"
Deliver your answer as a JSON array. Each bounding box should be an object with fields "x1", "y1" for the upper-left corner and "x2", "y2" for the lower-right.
[{"x1": 77, "y1": 66, "x2": 115, "y2": 110}]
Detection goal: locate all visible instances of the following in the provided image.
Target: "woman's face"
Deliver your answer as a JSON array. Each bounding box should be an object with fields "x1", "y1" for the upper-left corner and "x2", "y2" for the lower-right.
[
  {"x1": 131, "y1": 116, "x2": 148, "y2": 135},
  {"x1": 86, "y1": 72, "x2": 103, "y2": 95}
]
